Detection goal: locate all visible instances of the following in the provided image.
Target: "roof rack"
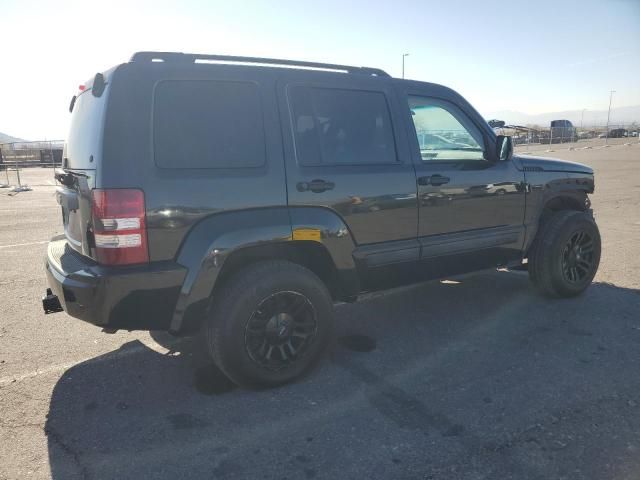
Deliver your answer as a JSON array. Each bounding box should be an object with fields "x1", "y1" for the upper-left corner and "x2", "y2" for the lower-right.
[{"x1": 130, "y1": 51, "x2": 390, "y2": 77}]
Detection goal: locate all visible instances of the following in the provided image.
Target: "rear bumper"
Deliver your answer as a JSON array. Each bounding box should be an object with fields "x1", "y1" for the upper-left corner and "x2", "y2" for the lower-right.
[{"x1": 45, "y1": 236, "x2": 187, "y2": 331}]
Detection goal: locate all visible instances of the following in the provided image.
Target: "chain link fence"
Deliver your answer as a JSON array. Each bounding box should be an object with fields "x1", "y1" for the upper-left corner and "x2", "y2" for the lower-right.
[
  {"x1": 0, "y1": 140, "x2": 64, "y2": 167},
  {"x1": 0, "y1": 140, "x2": 64, "y2": 191},
  {"x1": 492, "y1": 123, "x2": 639, "y2": 154}
]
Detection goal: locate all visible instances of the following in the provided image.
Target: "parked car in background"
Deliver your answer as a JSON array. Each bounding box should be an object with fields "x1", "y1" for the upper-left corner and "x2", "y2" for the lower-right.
[
  {"x1": 512, "y1": 135, "x2": 529, "y2": 145},
  {"x1": 608, "y1": 128, "x2": 628, "y2": 138}
]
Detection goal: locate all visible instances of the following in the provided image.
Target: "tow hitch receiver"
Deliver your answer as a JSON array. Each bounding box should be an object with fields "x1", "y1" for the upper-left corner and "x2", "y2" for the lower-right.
[{"x1": 42, "y1": 288, "x2": 63, "y2": 314}]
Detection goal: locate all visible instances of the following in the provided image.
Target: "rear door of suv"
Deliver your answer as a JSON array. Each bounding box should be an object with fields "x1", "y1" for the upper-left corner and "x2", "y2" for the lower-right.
[
  {"x1": 57, "y1": 74, "x2": 110, "y2": 258},
  {"x1": 278, "y1": 72, "x2": 419, "y2": 278}
]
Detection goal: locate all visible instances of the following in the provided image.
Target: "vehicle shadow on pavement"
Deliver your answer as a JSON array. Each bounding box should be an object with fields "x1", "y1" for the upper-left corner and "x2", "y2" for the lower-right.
[{"x1": 45, "y1": 271, "x2": 640, "y2": 480}]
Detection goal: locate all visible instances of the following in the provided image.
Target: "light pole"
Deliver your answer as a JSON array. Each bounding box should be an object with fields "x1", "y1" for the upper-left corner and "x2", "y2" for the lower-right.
[
  {"x1": 402, "y1": 53, "x2": 409, "y2": 79},
  {"x1": 605, "y1": 90, "x2": 615, "y2": 145},
  {"x1": 580, "y1": 109, "x2": 586, "y2": 130}
]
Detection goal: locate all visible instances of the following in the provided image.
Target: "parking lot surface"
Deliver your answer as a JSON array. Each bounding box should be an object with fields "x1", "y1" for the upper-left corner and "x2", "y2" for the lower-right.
[{"x1": 1, "y1": 141, "x2": 639, "y2": 479}]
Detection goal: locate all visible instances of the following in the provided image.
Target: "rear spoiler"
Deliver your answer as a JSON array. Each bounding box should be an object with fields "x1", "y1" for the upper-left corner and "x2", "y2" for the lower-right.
[{"x1": 69, "y1": 72, "x2": 107, "y2": 113}]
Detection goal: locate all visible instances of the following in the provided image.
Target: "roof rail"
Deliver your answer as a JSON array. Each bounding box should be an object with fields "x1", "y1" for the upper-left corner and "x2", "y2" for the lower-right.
[{"x1": 129, "y1": 51, "x2": 390, "y2": 77}]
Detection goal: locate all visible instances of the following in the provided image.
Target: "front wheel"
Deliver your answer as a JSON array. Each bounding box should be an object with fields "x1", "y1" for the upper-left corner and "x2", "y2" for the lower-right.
[
  {"x1": 205, "y1": 260, "x2": 334, "y2": 388},
  {"x1": 528, "y1": 210, "x2": 601, "y2": 297}
]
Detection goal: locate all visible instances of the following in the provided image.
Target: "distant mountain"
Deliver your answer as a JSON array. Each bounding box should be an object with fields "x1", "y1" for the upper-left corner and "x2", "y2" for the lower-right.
[
  {"x1": 483, "y1": 105, "x2": 640, "y2": 128},
  {"x1": 0, "y1": 132, "x2": 27, "y2": 144}
]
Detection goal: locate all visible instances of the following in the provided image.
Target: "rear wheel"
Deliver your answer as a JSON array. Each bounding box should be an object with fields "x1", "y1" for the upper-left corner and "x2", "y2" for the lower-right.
[
  {"x1": 528, "y1": 210, "x2": 601, "y2": 297},
  {"x1": 205, "y1": 260, "x2": 334, "y2": 388}
]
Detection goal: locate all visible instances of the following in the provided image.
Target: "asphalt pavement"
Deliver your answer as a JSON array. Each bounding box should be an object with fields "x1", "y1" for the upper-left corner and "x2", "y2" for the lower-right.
[{"x1": 1, "y1": 140, "x2": 639, "y2": 479}]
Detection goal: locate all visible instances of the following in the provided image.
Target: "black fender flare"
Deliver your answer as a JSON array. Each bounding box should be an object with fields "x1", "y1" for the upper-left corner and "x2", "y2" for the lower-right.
[
  {"x1": 170, "y1": 207, "x2": 359, "y2": 332},
  {"x1": 523, "y1": 172, "x2": 593, "y2": 253}
]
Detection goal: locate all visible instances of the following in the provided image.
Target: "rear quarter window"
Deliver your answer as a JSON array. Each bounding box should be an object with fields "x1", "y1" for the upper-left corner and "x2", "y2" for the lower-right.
[{"x1": 153, "y1": 80, "x2": 266, "y2": 169}]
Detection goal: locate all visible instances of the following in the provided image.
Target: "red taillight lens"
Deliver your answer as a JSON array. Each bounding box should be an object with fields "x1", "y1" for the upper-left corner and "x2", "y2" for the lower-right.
[{"x1": 91, "y1": 189, "x2": 149, "y2": 266}]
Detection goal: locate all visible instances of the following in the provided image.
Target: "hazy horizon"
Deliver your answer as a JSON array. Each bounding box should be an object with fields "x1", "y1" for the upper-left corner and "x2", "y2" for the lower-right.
[{"x1": 1, "y1": 0, "x2": 639, "y2": 140}]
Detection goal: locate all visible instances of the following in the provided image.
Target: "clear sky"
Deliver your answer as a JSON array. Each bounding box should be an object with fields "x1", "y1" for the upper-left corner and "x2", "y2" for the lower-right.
[{"x1": 1, "y1": 0, "x2": 638, "y2": 140}]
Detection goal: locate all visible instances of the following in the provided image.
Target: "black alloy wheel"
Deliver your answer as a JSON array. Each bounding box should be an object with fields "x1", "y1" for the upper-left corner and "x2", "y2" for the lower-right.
[
  {"x1": 561, "y1": 230, "x2": 595, "y2": 283},
  {"x1": 244, "y1": 291, "x2": 317, "y2": 371}
]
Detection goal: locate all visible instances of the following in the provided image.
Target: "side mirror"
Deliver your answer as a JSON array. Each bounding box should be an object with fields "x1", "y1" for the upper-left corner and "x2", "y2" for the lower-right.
[{"x1": 496, "y1": 135, "x2": 513, "y2": 162}]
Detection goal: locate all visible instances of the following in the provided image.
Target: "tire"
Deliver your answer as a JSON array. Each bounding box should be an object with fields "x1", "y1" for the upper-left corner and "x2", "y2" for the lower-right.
[
  {"x1": 205, "y1": 260, "x2": 334, "y2": 388},
  {"x1": 528, "y1": 210, "x2": 601, "y2": 298}
]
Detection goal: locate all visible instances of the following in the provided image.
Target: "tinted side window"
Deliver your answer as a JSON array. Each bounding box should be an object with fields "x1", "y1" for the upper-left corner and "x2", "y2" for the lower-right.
[
  {"x1": 154, "y1": 80, "x2": 266, "y2": 169},
  {"x1": 289, "y1": 86, "x2": 397, "y2": 166}
]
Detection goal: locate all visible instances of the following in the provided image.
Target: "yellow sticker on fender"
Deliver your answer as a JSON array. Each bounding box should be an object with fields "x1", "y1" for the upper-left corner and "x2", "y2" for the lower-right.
[{"x1": 292, "y1": 228, "x2": 322, "y2": 242}]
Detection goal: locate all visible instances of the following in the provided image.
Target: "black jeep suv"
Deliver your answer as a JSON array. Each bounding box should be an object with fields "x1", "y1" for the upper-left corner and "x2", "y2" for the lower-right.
[{"x1": 43, "y1": 52, "x2": 600, "y2": 388}]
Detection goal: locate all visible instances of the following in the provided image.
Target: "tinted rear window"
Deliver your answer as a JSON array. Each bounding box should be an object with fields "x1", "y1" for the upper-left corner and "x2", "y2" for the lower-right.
[
  {"x1": 289, "y1": 86, "x2": 397, "y2": 166},
  {"x1": 153, "y1": 80, "x2": 266, "y2": 169}
]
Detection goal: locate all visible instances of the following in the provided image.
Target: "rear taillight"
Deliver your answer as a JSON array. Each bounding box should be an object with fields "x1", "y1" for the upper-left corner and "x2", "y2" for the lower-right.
[{"x1": 91, "y1": 189, "x2": 149, "y2": 266}]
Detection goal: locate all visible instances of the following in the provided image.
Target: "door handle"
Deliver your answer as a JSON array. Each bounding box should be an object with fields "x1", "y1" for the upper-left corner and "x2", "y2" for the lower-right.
[
  {"x1": 417, "y1": 174, "x2": 450, "y2": 186},
  {"x1": 430, "y1": 175, "x2": 450, "y2": 186},
  {"x1": 297, "y1": 179, "x2": 335, "y2": 193}
]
